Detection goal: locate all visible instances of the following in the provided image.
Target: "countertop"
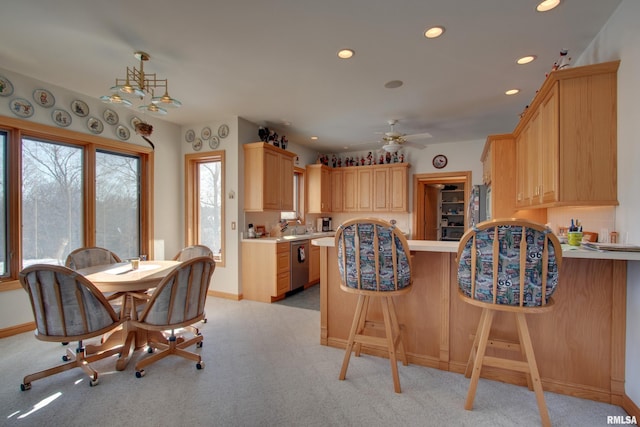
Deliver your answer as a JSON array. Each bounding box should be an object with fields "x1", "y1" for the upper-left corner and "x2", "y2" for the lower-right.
[
  {"x1": 241, "y1": 231, "x2": 335, "y2": 244},
  {"x1": 311, "y1": 237, "x2": 640, "y2": 261}
]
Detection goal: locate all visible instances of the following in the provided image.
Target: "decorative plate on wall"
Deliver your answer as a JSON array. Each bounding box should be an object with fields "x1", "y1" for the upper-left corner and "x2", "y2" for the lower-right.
[
  {"x1": 9, "y1": 98, "x2": 34, "y2": 118},
  {"x1": 33, "y1": 89, "x2": 55, "y2": 108},
  {"x1": 185, "y1": 129, "x2": 195, "y2": 143},
  {"x1": 71, "y1": 100, "x2": 89, "y2": 117},
  {"x1": 193, "y1": 137, "x2": 203, "y2": 151},
  {"x1": 201, "y1": 127, "x2": 212, "y2": 140},
  {"x1": 116, "y1": 125, "x2": 130, "y2": 141},
  {"x1": 51, "y1": 109, "x2": 71, "y2": 127},
  {"x1": 209, "y1": 136, "x2": 220, "y2": 149},
  {"x1": 218, "y1": 124, "x2": 229, "y2": 139},
  {"x1": 130, "y1": 116, "x2": 142, "y2": 129},
  {"x1": 87, "y1": 117, "x2": 104, "y2": 134},
  {"x1": 103, "y1": 109, "x2": 119, "y2": 125},
  {"x1": 0, "y1": 75, "x2": 14, "y2": 97}
]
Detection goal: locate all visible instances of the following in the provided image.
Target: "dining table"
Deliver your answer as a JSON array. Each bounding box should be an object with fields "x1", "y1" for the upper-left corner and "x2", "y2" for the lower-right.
[{"x1": 78, "y1": 260, "x2": 181, "y2": 370}]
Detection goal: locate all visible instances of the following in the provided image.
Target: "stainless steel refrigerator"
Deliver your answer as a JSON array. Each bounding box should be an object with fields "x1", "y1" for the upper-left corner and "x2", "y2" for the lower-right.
[{"x1": 469, "y1": 185, "x2": 489, "y2": 227}]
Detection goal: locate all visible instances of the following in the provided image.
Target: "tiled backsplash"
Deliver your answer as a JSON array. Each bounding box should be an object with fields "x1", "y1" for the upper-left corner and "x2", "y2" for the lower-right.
[{"x1": 547, "y1": 206, "x2": 616, "y2": 243}]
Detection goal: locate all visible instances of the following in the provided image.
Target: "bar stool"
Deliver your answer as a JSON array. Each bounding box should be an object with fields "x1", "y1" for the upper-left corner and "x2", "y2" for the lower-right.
[
  {"x1": 335, "y1": 218, "x2": 413, "y2": 393},
  {"x1": 456, "y1": 219, "x2": 562, "y2": 427}
]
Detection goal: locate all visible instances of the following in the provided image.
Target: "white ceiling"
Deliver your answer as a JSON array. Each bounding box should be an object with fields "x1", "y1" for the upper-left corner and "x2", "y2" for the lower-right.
[{"x1": 0, "y1": 0, "x2": 621, "y2": 152}]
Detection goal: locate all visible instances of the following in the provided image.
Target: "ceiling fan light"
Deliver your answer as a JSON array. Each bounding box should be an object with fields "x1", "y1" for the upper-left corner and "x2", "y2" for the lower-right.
[
  {"x1": 383, "y1": 143, "x2": 401, "y2": 153},
  {"x1": 100, "y1": 94, "x2": 133, "y2": 107}
]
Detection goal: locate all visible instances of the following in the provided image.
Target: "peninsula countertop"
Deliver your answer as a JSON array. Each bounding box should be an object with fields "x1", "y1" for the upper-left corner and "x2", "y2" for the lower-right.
[{"x1": 311, "y1": 237, "x2": 640, "y2": 261}]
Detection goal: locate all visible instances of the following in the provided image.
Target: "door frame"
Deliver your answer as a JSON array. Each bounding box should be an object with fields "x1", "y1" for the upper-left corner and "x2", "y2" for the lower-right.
[{"x1": 413, "y1": 171, "x2": 471, "y2": 240}]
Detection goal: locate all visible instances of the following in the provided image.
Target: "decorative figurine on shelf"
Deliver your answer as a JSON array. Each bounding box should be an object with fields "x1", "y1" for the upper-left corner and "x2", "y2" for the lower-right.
[
  {"x1": 316, "y1": 153, "x2": 323, "y2": 164},
  {"x1": 379, "y1": 154, "x2": 385, "y2": 165},
  {"x1": 366, "y1": 152, "x2": 373, "y2": 165},
  {"x1": 399, "y1": 152, "x2": 405, "y2": 163},
  {"x1": 548, "y1": 49, "x2": 571, "y2": 76},
  {"x1": 331, "y1": 154, "x2": 337, "y2": 168},
  {"x1": 280, "y1": 136, "x2": 288, "y2": 150},
  {"x1": 134, "y1": 122, "x2": 155, "y2": 150},
  {"x1": 337, "y1": 157, "x2": 342, "y2": 168},
  {"x1": 392, "y1": 152, "x2": 399, "y2": 163},
  {"x1": 385, "y1": 151, "x2": 392, "y2": 164},
  {"x1": 258, "y1": 127, "x2": 270, "y2": 142},
  {"x1": 360, "y1": 156, "x2": 365, "y2": 166}
]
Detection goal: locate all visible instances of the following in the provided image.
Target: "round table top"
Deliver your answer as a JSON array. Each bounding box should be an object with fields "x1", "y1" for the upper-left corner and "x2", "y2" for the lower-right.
[{"x1": 78, "y1": 260, "x2": 181, "y2": 293}]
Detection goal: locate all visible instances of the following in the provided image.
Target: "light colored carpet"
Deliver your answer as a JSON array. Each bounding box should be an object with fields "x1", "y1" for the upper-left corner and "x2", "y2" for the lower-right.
[{"x1": 0, "y1": 296, "x2": 628, "y2": 426}]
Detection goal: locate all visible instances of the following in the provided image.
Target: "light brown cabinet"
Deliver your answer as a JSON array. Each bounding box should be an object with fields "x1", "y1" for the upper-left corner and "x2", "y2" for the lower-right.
[
  {"x1": 242, "y1": 241, "x2": 291, "y2": 303},
  {"x1": 306, "y1": 164, "x2": 332, "y2": 214},
  {"x1": 514, "y1": 61, "x2": 619, "y2": 208},
  {"x1": 330, "y1": 169, "x2": 343, "y2": 213},
  {"x1": 309, "y1": 243, "x2": 320, "y2": 284},
  {"x1": 243, "y1": 142, "x2": 296, "y2": 212}
]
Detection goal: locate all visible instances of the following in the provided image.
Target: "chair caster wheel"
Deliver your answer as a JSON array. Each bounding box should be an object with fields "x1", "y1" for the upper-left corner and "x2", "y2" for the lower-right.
[
  {"x1": 89, "y1": 378, "x2": 99, "y2": 387},
  {"x1": 62, "y1": 355, "x2": 70, "y2": 362},
  {"x1": 136, "y1": 370, "x2": 145, "y2": 378},
  {"x1": 147, "y1": 347, "x2": 154, "y2": 353},
  {"x1": 196, "y1": 341, "x2": 203, "y2": 348},
  {"x1": 20, "y1": 383, "x2": 31, "y2": 391},
  {"x1": 61, "y1": 342, "x2": 69, "y2": 346},
  {"x1": 203, "y1": 318, "x2": 207, "y2": 323},
  {"x1": 196, "y1": 362, "x2": 204, "y2": 370}
]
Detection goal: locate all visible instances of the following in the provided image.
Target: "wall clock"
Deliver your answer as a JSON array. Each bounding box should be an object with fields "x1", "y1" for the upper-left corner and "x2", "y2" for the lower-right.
[{"x1": 432, "y1": 154, "x2": 447, "y2": 169}]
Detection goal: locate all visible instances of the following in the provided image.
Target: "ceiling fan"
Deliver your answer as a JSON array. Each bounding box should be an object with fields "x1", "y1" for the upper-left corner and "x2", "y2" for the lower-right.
[{"x1": 379, "y1": 119, "x2": 432, "y2": 153}]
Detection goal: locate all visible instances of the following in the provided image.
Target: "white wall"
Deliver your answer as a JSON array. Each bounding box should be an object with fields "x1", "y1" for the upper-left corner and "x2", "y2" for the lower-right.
[{"x1": 573, "y1": 0, "x2": 640, "y2": 407}]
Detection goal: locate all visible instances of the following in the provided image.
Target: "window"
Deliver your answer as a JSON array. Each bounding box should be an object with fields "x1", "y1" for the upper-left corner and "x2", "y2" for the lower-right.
[
  {"x1": 0, "y1": 117, "x2": 152, "y2": 286},
  {"x1": 185, "y1": 151, "x2": 225, "y2": 265},
  {"x1": 21, "y1": 138, "x2": 83, "y2": 266},
  {"x1": 280, "y1": 167, "x2": 305, "y2": 222},
  {"x1": 0, "y1": 131, "x2": 6, "y2": 276},
  {"x1": 95, "y1": 150, "x2": 141, "y2": 259}
]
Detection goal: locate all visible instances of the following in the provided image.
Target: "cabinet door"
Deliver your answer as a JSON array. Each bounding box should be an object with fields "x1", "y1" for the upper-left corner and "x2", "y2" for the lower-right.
[
  {"x1": 306, "y1": 165, "x2": 323, "y2": 213},
  {"x1": 515, "y1": 129, "x2": 528, "y2": 208},
  {"x1": 331, "y1": 170, "x2": 343, "y2": 213},
  {"x1": 309, "y1": 244, "x2": 320, "y2": 284},
  {"x1": 357, "y1": 168, "x2": 373, "y2": 211},
  {"x1": 263, "y1": 149, "x2": 280, "y2": 210},
  {"x1": 343, "y1": 169, "x2": 358, "y2": 212},
  {"x1": 540, "y1": 84, "x2": 559, "y2": 204},
  {"x1": 373, "y1": 168, "x2": 389, "y2": 211},
  {"x1": 389, "y1": 166, "x2": 408, "y2": 212},
  {"x1": 529, "y1": 108, "x2": 542, "y2": 204},
  {"x1": 280, "y1": 154, "x2": 294, "y2": 211},
  {"x1": 321, "y1": 167, "x2": 331, "y2": 212}
]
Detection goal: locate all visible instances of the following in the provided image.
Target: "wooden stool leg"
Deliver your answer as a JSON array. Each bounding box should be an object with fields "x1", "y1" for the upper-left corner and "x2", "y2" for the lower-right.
[
  {"x1": 387, "y1": 297, "x2": 408, "y2": 366},
  {"x1": 516, "y1": 312, "x2": 551, "y2": 427},
  {"x1": 339, "y1": 294, "x2": 366, "y2": 381},
  {"x1": 354, "y1": 296, "x2": 370, "y2": 357},
  {"x1": 515, "y1": 313, "x2": 534, "y2": 391},
  {"x1": 465, "y1": 308, "x2": 487, "y2": 378},
  {"x1": 465, "y1": 308, "x2": 494, "y2": 410},
  {"x1": 381, "y1": 295, "x2": 401, "y2": 393}
]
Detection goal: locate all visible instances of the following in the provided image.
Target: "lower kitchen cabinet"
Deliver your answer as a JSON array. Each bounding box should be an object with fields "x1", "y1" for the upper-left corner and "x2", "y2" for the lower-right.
[{"x1": 242, "y1": 241, "x2": 290, "y2": 303}]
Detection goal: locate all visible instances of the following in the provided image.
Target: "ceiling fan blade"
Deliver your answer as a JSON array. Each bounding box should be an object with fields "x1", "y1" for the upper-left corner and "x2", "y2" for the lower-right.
[
  {"x1": 403, "y1": 132, "x2": 432, "y2": 141},
  {"x1": 403, "y1": 140, "x2": 427, "y2": 149}
]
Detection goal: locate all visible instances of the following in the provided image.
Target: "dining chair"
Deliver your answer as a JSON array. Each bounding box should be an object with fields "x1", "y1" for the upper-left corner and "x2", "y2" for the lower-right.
[
  {"x1": 19, "y1": 264, "x2": 128, "y2": 390},
  {"x1": 131, "y1": 256, "x2": 215, "y2": 378},
  {"x1": 173, "y1": 244, "x2": 214, "y2": 262},
  {"x1": 65, "y1": 246, "x2": 122, "y2": 270},
  {"x1": 335, "y1": 218, "x2": 413, "y2": 393},
  {"x1": 456, "y1": 218, "x2": 562, "y2": 427}
]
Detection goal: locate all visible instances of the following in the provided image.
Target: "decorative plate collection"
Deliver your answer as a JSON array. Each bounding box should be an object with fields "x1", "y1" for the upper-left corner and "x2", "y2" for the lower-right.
[
  {"x1": 71, "y1": 100, "x2": 89, "y2": 117},
  {"x1": 103, "y1": 109, "x2": 118, "y2": 125},
  {"x1": 116, "y1": 125, "x2": 130, "y2": 141},
  {"x1": 185, "y1": 124, "x2": 228, "y2": 150},
  {"x1": 9, "y1": 98, "x2": 34, "y2": 118},
  {"x1": 51, "y1": 109, "x2": 71, "y2": 127},
  {"x1": 0, "y1": 75, "x2": 15, "y2": 97},
  {"x1": 87, "y1": 117, "x2": 104, "y2": 134},
  {"x1": 33, "y1": 89, "x2": 55, "y2": 108}
]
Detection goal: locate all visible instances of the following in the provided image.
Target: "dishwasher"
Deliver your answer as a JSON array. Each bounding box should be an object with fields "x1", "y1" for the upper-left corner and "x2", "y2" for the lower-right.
[{"x1": 290, "y1": 239, "x2": 309, "y2": 291}]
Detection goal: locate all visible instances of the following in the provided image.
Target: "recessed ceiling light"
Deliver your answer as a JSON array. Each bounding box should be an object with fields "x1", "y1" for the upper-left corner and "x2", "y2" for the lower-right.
[
  {"x1": 536, "y1": 0, "x2": 560, "y2": 12},
  {"x1": 505, "y1": 89, "x2": 520, "y2": 96},
  {"x1": 424, "y1": 26, "x2": 445, "y2": 39},
  {"x1": 517, "y1": 55, "x2": 537, "y2": 65},
  {"x1": 384, "y1": 80, "x2": 404, "y2": 89},
  {"x1": 337, "y1": 49, "x2": 355, "y2": 59},
  {"x1": 311, "y1": 136, "x2": 318, "y2": 140}
]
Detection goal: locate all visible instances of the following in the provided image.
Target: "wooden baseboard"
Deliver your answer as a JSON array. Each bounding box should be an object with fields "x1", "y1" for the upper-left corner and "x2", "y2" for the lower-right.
[
  {"x1": 0, "y1": 321, "x2": 35, "y2": 338},
  {"x1": 623, "y1": 394, "x2": 640, "y2": 419},
  {"x1": 207, "y1": 290, "x2": 241, "y2": 301}
]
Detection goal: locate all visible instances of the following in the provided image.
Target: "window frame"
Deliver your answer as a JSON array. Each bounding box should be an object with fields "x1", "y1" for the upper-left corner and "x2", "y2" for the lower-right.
[
  {"x1": 184, "y1": 150, "x2": 225, "y2": 266},
  {"x1": 1, "y1": 115, "x2": 153, "y2": 290}
]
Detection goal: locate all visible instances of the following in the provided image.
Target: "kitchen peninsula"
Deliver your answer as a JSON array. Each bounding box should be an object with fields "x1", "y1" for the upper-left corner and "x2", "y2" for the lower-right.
[{"x1": 313, "y1": 237, "x2": 639, "y2": 406}]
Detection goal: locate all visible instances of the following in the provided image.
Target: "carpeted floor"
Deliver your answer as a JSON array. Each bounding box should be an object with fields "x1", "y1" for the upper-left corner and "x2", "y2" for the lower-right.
[
  {"x1": 274, "y1": 284, "x2": 320, "y2": 311},
  {"x1": 0, "y1": 295, "x2": 629, "y2": 427}
]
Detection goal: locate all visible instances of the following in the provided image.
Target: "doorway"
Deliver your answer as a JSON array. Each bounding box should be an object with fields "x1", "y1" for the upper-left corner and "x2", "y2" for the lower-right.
[{"x1": 413, "y1": 171, "x2": 471, "y2": 241}]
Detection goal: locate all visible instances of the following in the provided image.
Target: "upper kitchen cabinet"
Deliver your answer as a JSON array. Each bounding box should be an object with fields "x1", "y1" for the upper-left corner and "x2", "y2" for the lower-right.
[
  {"x1": 514, "y1": 60, "x2": 619, "y2": 208},
  {"x1": 339, "y1": 163, "x2": 409, "y2": 213},
  {"x1": 306, "y1": 164, "x2": 332, "y2": 214},
  {"x1": 244, "y1": 142, "x2": 296, "y2": 211}
]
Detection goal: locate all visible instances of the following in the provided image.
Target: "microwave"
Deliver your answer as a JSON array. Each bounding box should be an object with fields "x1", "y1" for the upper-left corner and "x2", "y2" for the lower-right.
[{"x1": 317, "y1": 217, "x2": 332, "y2": 232}]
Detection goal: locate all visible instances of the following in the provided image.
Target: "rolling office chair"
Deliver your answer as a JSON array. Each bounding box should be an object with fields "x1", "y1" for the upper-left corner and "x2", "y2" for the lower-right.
[
  {"x1": 19, "y1": 264, "x2": 128, "y2": 389},
  {"x1": 335, "y1": 218, "x2": 413, "y2": 393},
  {"x1": 457, "y1": 219, "x2": 562, "y2": 427}
]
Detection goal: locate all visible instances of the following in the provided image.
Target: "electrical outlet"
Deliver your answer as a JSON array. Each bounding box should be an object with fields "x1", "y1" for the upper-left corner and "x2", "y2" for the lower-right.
[{"x1": 231, "y1": 221, "x2": 236, "y2": 230}]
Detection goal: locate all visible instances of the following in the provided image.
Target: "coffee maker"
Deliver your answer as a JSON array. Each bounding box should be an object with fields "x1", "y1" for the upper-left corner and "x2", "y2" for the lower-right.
[{"x1": 317, "y1": 217, "x2": 332, "y2": 232}]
